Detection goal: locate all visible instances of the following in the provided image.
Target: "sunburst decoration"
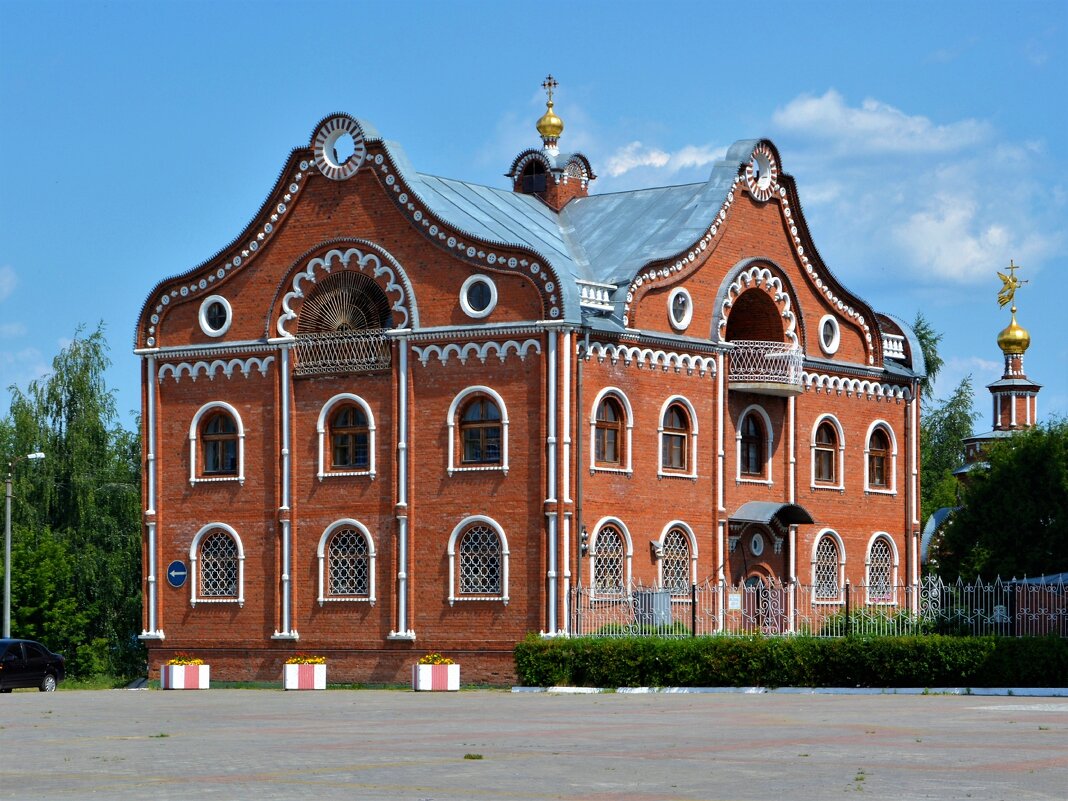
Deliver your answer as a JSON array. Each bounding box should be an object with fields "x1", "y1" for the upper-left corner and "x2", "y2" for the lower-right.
[{"x1": 298, "y1": 271, "x2": 392, "y2": 334}]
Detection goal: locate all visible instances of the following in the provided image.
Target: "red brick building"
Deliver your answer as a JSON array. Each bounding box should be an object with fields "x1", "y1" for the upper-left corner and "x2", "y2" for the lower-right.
[{"x1": 136, "y1": 85, "x2": 925, "y2": 683}]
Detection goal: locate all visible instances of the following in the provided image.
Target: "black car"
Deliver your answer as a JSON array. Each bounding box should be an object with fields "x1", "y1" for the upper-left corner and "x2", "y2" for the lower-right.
[{"x1": 0, "y1": 639, "x2": 65, "y2": 692}]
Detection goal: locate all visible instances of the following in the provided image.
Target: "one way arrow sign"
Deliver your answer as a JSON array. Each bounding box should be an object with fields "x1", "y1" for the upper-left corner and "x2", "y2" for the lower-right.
[{"x1": 166, "y1": 560, "x2": 188, "y2": 588}]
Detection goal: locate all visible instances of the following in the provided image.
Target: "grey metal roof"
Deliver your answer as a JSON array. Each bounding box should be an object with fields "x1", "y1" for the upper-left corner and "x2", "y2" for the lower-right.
[{"x1": 729, "y1": 501, "x2": 815, "y2": 526}]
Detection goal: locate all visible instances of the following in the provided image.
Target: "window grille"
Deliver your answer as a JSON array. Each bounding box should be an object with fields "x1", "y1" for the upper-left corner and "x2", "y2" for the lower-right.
[
  {"x1": 593, "y1": 526, "x2": 625, "y2": 595},
  {"x1": 200, "y1": 531, "x2": 238, "y2": 597},
  {"x1": 661, "y1": 529, "x2": 690, "y2": 596},
  {"x1": 458, "y1": 525, "x2": 502, "y2": 595},
  {"x1": 814, "y1": 536, "x2": 840, "y2": 600},
  {"x1": 662, "y1": 404, "x2": 689, "y2": 471},
  {"x1": 298, "y1": 270, "x2": 391, "y2": 334},
  {"x1": 868, "y1": 538, "x2": 894, "y2": 602},
  {"x1": 328, "y1": 528, "x2": 370, "y2": 596}
]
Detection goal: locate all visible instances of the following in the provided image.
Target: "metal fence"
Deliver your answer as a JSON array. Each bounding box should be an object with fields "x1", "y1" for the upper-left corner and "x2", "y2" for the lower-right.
[
  {"x1": 569, "y1": 575, "x2": 1068, "y2": 638},
  {"x1": 293, "y1": 330, "x2": 391, "y2": 375}
]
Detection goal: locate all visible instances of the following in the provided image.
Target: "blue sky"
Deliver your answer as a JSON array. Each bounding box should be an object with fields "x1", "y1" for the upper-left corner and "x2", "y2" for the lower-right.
[{"x1": 1, "y1": 0, "x2": 1065, "y2": 430}]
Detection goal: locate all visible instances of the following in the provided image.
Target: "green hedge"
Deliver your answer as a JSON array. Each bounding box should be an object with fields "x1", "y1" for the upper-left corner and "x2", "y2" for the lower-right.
[{"x1": 514, "y1": 634, "x2": 1068, "y2": 688}]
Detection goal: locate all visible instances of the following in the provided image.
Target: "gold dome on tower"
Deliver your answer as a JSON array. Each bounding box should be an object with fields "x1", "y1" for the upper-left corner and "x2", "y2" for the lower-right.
[
  {"x1": 997, "y1": 310, "x2": 1031, "y2": 355},
  {"x1": 536, "y1": 74, "x2": 564, "y2": 147}
]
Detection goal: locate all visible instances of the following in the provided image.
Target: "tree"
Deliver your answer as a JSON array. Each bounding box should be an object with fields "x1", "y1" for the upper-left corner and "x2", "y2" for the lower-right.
[
  {"x1": 3, "y1": 324, "x2": 143, "y2": 676},
  {"x1": 912, "y1": 311, "x2": 944, "y2": 400},
  {"x1": 933, "y1": 418, "x2": 1068, "y2": 579},
  {"x1": 919, "y1": 376, "x2": 977, "y2": 525}
]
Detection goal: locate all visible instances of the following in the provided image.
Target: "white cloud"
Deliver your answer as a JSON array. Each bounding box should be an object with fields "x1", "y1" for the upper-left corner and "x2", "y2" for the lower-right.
[
  {"x1": 773, "y1": 90, "x2": 988, "y2": 154},
  {"x1": 0, "y1": 265, "x2": 16, "y2": 302},
  {"x1": 0, "y1": 322, "x2": 26, "y2": 338},
  {"x1": 603, "y1": 141, "x2": 723, "y2": 178}
]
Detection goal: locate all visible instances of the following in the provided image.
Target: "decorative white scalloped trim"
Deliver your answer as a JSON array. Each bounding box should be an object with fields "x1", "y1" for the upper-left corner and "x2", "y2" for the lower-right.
[
  {"x1": 412, "y1": 339, "x2": 541, "y2": 366},
  {"x1": 582, "y1": 342, "x2": 717, "y2": 377},
  {"x1": 158, "y1": 356, "x2": 275, "y2": 383},
  {"x1": 621, "y1": 143, "x2": 876, "y2": 365},
  {"x1": 801, "y1": 371, "x2": 912, "y2": 401},
  {"x1": 718, "y1": 264, "x2": 799, "y2": 347},
  {"x1": 277, "y1": 246, "x2": 409, "y2": 337}
]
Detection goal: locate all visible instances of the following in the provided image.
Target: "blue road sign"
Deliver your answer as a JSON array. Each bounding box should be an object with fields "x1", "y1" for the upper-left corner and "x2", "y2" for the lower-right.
[{"x1": 166, "y1": 560, "x2": 188, "y2": 588}]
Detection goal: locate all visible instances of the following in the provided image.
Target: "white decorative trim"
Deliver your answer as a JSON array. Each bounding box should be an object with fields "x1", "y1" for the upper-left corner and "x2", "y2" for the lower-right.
[
  {"x1": 735, "y1": 404, "x2": 774, "y2": 484},
  {"x1": 658, "y1": 395, "x2": 699, "y2": 479},
  {"x1": 316, "y1": 393, "x2": 376, "y2": 480},
  {"x1": 447, "y1": 386, "x2": 509, "y2": 476},
  {"x1": 582, "y1": 342, "x2": 717, "y2": 377},
  {"x1": 750, "y1": 532, "x2": 765, "y2": 557},
  {"x1": 277, "y1": 245, "x2": 411, "y2": 337},
  {"x1": 818, "y1": 314, "x2": 841, "y2": 356},
  {"x1": 188, "y1": 401, "x2": 245, "y2": 485},
  {"x1": 863, "y1": 420, "x2": 898, "y2": 495},
  {"x1": 312, "y1": 115, "x2": 366, "y2": 181},
  {"x1": 718, "y1": 264, "x2": 799, "y2": 347},
  {"x1": 745, "y1": 142, "x2": 779, "y2": 202},
  {"x1": 668, "y1": 287, "x2": 693, "y2": 332},
  {"x1": 316, "y1": 519, "x2": 376, "y2": 606},
  {"x1": 446, "y1": 515, "x2": 510, "y2": 606},
  {"x1": 189, "y1": 523, "x2": 245, "y2": 607},
  {"x1": 159, "y1": 356, "x2": 274, "y2": 383},
  {"x1": 198, "y1": 295, "x2": 232, "y2": 338},
  {"x1": 459, "y1": 274, "x2": 498, "y2": 319},
  {"x1": 809, "y1": 413, "x2": 845, "y2": 491},
  {"x1": 589, "y1": 387, "x2": 634, "y2": 475},
  {"x1": 413, "y1": 339, "x2": 541, "y2": 367},
  {"x1": 801, "y1": 372, "x2": 912, "y2": 401},
  {"x1": 577, "y1": 280, "x2": 617, "y2": 312}
]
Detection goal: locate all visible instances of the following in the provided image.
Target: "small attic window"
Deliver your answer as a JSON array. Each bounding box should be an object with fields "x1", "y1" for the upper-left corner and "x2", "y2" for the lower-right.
[{"x1": 520, "y1": 160, "x2": 547, "y2": 194}]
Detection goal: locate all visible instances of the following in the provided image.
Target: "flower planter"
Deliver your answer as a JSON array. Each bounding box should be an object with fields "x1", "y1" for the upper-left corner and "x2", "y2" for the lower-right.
[
  {"x1": 412, "y1": 663, "x2": 459, "y2": 691},
  {"x1": 160, "y1": 664, "x2": 210, "y2": 690},
  {"x1": 283, "y1": 663, "x2": 326, "y2": 690}
]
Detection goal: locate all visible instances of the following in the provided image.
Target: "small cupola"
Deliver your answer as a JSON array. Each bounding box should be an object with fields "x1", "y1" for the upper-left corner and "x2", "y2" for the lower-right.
[{"x1": 505, "y1": 75, "x2": 596, "y2": 211}]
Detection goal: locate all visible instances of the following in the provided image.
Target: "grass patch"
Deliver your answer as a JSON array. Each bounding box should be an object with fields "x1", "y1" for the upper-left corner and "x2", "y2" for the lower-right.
[{"x1": 463, "y1": 753, "x2": 483, "y2": 760}]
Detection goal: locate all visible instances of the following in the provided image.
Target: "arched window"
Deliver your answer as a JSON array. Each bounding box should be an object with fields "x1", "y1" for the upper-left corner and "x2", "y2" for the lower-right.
[
  {"x1": 317, "y1": 520, "x2": 376, "y2": 604},
  {"x1": 595, "y1": 397, "x2": 624, "y2": 466},
  {"x1": 741, "y1": 412, "x2": 766, "y2": 477},
  {"x1": 867, "y1": 536, "x2": 896, "y2": 603},
  {"x1": 593, "y1": 525, "x2": 626, "y2": 596},
  {"x1": 460, "y1": 396, "x2": 502, "y2": 464},
  {"x1": 447, "y1": 516, "x2": 509, "y2": 604},
  {"x1": 331, "y1": 404, "x2": 369, "y2": 469},
  {"x1": 447, "y1": 387, "x2": 509, "y2": 475},
  {"x1": 660, "y1": 528, "x2": 692, "y2": 596},
  {"x1": 316, "y1": 394, "x2": 376, "y2": 480},
  {"x1": 813, "y1": 534, "x2": 842, "y2": 601},
  {"x1": 661, "y1": 404, "x2": 690, "y2": 472},
  {"x1": 814, "y1": 421, "x2": 837, "y2": 484},
  {"x1": 520, "y1": 159, "x2": 547, "y2": 193},
  {"x1": 189, "y1": 402, "x2": 244, "y2": 484},
  {"x1": 189, "y1": 523, "x2": 244, "y2": 606},
  {"x1": 868, "y1": 428, "x2": 890, "y2": 488}
]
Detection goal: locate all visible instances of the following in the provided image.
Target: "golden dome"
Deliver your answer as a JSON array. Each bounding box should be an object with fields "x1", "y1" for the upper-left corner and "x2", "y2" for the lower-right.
[
  {"x1": 997, "y1": 309, "x2": 1031, "y2": 354},
  {"x1": 536, "y1": 100, "x2": 564, "y2": 140}
]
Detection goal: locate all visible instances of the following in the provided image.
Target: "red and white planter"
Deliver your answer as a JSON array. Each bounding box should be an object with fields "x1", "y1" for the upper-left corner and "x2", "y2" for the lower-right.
[
  {"x1": 411, "y1": 663, "x2": 460, "y2": 691},
  {"x1": 160, "y1": 664, "x2": 210, "y2": 690},
  {"x1": 283, "y1": 663, "x2": 326, "y2": 690}
]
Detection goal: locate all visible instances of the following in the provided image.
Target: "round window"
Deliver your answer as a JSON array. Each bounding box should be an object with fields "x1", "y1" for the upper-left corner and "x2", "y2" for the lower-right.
[
  {"x1": 460, "y1": 275, "x2": 497, "y2": 319},
  {"x1": 750, "y1": 532, "x2": 765, "y2": 556},
  {"x1": 819, "y1": 314, "x2": 841, "y2": 355},
  {"x1": 198, "y1": 295, "x2": 232, "y2": 337},
  {"x1": 668, "y1": 288, "x2": 693, "y2": 331}
]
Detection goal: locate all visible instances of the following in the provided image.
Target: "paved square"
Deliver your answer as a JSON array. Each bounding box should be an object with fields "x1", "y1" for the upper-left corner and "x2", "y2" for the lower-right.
[{"x1": 1, "y1": 690, "x2": 1065, "y2": 800}]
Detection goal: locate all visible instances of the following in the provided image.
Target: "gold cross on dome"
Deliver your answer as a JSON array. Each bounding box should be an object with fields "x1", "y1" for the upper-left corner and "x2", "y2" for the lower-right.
[{"x1": 542, "y1": 74, "x2": 558, "y2": 103}]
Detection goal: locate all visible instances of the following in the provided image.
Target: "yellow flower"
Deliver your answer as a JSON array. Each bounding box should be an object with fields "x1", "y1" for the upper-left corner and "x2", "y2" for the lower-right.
[
  {"x1": 418, "y1": 653, "x2": 453, "y2": 665},
  {"x1": 285, "y1": 654, "x2": 326, "y2": 664}
]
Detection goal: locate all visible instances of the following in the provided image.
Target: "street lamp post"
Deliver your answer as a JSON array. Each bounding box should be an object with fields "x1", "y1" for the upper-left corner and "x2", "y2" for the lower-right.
[{"x1": 3, "y1": 452, "x2": 45, "y2": 639}]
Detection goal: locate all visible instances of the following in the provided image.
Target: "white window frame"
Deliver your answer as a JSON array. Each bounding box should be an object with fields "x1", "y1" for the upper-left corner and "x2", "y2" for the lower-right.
[
  {"x1": 317, "y1": 393, "x2": 377, "y2": 480},
  {"x1": 459, "y1": 274, "x2": 498, "y2": 319},
  {"x1": 189, "y1": 523, "x2": 245, "y2": 607},
  {"x1": 811, "y1": 528, "x2": 845, "y2": 604},
  {"x1": 668, "y1": 287, "x2": 694, "y2": 331},
  {"x1": 818, "y1": 314, "x2": 840, "y2": 356},
  {"x1": 863, "y1": 420, "x2": 898, "y2": 495},
  {"x1": 447, "y1": 515, "x2": 509, "y2": 605},
  {"x1": 589, "y1": 516, "x2": 633, "y2": 598},
  {"x1": 317, "y1": 519, "x2": 376, "y2": 605},
  {"x1": 865, "y1": 532, "x2": 899, "y2": 605},
  {"x1": 735, "y1": 404, "x2": 773, "y2": 485},
  {"x1": 198, "y1": 294, "x2": 233, "y2": 338},
  {"x1": 189, "y1": 401, "x2": 245, "y2": 485},
  {"x1": 589, "y1": 387, "x2": 634, "y2": 475},
  {"x1": 657, "y1": 395, "x2": 699, "y2": 479},
  {"x1": 655, "y1": 521, "x2": 699, "y2": 598},
  {"x1": 809, "y1": 414, "x2": 845, "y2": 491},
  {"x1": 447, "y1": 386, "x2": 509, "y2": 476}
]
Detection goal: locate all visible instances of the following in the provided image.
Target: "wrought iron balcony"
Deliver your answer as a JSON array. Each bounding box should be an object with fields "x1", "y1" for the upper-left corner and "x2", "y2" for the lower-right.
[
  {"x1": 293, "y1": 330, "x2": 392, "y2": 376},
  {"x1": 727, "y1": 340, "x2": 803, "y2": 396}
]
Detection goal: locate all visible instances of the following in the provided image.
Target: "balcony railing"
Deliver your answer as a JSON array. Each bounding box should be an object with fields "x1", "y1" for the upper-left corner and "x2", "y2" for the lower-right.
[
  {"x1": 882, "y1": 333, "x2": 906, "y2": 360},
  {"x1": 727, "y1": 340, "x2": 803, "y2": 396},
  {"x1": 293, "y1": 330, "x2": 391, "y2": 376}
]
